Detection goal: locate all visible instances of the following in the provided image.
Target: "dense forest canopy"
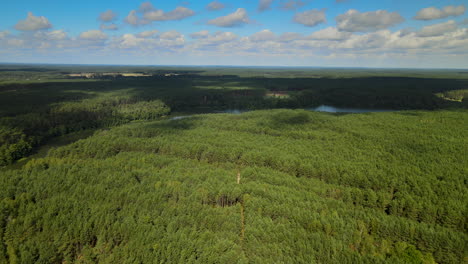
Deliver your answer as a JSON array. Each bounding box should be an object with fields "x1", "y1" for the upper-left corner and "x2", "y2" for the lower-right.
[{"x1": 0, "y1": 65, "x2": 467, "y2": 263}]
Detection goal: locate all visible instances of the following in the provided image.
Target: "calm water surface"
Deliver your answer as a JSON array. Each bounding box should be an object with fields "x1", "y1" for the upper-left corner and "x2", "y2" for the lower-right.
[
  {"x1": 170, "y1": 106, "x2": 395, "y2": 120},
  {"x1": 309, "y1": 105, "x2": 395, "y2": 113}
]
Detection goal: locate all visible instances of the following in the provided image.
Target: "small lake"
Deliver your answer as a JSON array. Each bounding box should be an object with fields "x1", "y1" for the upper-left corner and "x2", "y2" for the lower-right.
[
  {"x1": 169, "y1": 106, "x2": 395, "y2": 120},
  {"x1": 308, "y1": 105, "x2": 395, "y2": 113}
]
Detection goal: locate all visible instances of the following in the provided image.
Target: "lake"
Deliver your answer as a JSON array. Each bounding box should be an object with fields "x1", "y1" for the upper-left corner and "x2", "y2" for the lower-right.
[
  {"x1": 170, "y1": 106, "x2": 395, "y2": 120},
  {"x1": 309, "y1": 105, "x2": 395, "y2": 113}
]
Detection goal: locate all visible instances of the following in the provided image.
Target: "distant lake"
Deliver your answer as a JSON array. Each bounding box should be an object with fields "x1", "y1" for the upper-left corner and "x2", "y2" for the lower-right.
[
  {"x1": 170, "y1": 106, "x2": 395, "y2": 120},
  {"x1": 309, "y1": 105, "x2": 395, "y2": 113}
]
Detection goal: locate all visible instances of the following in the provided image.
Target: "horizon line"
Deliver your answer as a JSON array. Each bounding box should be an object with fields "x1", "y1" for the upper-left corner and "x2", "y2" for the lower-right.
[{"x1": 0, "y1": 62, "x2": 467, "y2": 71}]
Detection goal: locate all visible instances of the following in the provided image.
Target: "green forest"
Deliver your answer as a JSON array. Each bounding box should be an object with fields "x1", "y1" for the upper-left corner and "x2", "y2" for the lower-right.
[{"x1": 0, "y1": 65, "x2": 467, "y2": 263}]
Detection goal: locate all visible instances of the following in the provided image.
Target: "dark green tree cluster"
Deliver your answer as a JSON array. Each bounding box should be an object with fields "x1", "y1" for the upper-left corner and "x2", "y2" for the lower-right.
[
  {"x1": 0, "y1": 93, "x2": 170, "y2": 165},
  {"x1": 0, "y1": 127, "x2": 33, "y2": 165}
]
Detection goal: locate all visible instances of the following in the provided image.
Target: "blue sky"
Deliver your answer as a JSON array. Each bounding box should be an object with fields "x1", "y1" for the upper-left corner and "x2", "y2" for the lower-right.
[{"x1": 0, "y1": 0, "x2": 467, "y2": 68}]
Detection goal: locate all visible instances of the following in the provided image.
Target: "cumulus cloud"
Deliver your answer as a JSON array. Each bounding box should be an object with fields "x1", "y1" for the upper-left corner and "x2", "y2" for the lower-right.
[
  {"x1": 124, "y1": 34, "x2": 145, "y2": 48},
  {"x1": 48, "y1": 30, "x2": 67, "y2": 40},
  {"x1": 190, "y1": 30, "x2": 210, "y2": 39},
  {"x1": 158, "y1": 32, "x2": 185, "y2": 49},
  {"x1": 207, "y1": 8, "x2": 250, "y2": 27},
  {"x1": 15, "y1": 12, "x2": 52, "y2": 31},
  {"x1": 0, "y1": 31, "x2": 10, "y2": 39},
  {"x1": 109, "y1": 30, "x2": 184, "y2": 50},
  {"x1": 189, "y1": 31, "x2": 238, "y2": 52},
  {"x1": 124, "y1": 10, "x2": 143, "y2": 26},
  {"x1": 7, "y1": 39, "x2": 25, "y2": 47},
  {"x1": 0, "y1": 29, "x2": 74, "y2": 50},
  {"x1": 309, "y1": 27, "x2": 351, "y2": 40},
  {"x1": 207, "y1": 1, "x2": 225, "y2": 11},
  {"x1": 414, "y1": 5, "x2": 466, "y2": 21},
  {"x1": 117, "y1": 34, "x2": 144, "y2": 48},
  {"x1": 125, "y1": 4, "x2": 194, "y2": 25},
  {"x1": 278, "y1": 32, "x2": 303, "y2": 42},
  {"x1": 280, "y1": 0, "x2": 307, "y2": 11},
  {"x1": 79, "y1": 30, "x2": 107, "y2": 40},
  {"x1": 417, "y1": 20, "x2": 457, "y2": 37},
  {"x1": 136, "y1": 30, "x2": 159, "y2": 38},
  {"x1": 3, "y1": 8, "x2": 468, "y2": 67},
  {"x1": 249, "y1": 29, "x2": 276, "y2": 42},
  {"x1": 160, "y1": 30, "x2": 183, "y2": 40},
  {"x1": 34, "y1": 30, "x2": 68, "y2": 41},
  {"x1": 161, "y1": 6, "x2": 194, "y2": 21},
  {"x1": 294, "y1": 9, "x2": 326, "y2": 27},
  {"x1": 100, "y1": 24, "x2": 118, "y2": 31},
  {"x1": 258, "y1": 0, "x2": 274, "y2": 12},
  {"x1": 143, "y1": 6, "x2": 195, "y2": 21},
  {"x1": 99, "y1": 10, "x2": 118, "y2": 22},
  {"x1": 336, "y1": 9, "x2": 404, "y2": 32},
  {"x1": 205, "y1": 31, "x2": 237, "y2": 43},
  {"x1": 138, "y1": 2, "x2": 155, "y2": 13}
]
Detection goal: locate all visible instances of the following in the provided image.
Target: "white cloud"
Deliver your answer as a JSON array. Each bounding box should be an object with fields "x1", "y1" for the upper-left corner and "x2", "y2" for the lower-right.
[
  {"x1": 79, "y1": 30, "x2": 107, "y2": 40},
  {"x1": 414, "y1": 5, "x2": 466, "y2": 21},
  {"x1": 336, "y1": 9, "x2": 404, "y2": 32},
  {"x1": 143, "y1": 10, "x2": 164, "y2": 21},
  {"x1": 337, "y1": 30, "x2": 392, "y2": 49},
  {"x1": 119, "y1": 34, "x2": 144, "y2": 48},
  {"x1": 294, "y1": 9, "x2": 326, "y2": 27},
  {"x1": 137, "y1": 30, "x2": 159, "y2": 38},
  {"x1": 7, "y1": 39, "x2": 25, "y2": 46},
  {"x1": 249, "y1": 29, "x2": 276, "y2": 42},
  {"x1": 191, "y1": 31, "x2": 238, "y2": 51},
  {"x1": 100, "y1": 23, "x2": 119, "y2": 31},
  {"x1": 205, "y1": 31, "x2": 237, "y2": 43},
  {"x1": 0, "y1": 31, "x2": 10, "y2": 39},
  {"x1": 417, "y1": 20, "x2": 457, "y2": 37},
  {"x1": 15, "y1": 12, "x2": 52, "y2": 31},
  {"x1": 109, "y1": 30, "x2": 185, "y2": 51},
  {"x1": 207, "y1": 1, "x2": 225, "y2": 11},
  {"x1": 163, "y1": 6, "x2": 195, "y2": 21},
  {"x1": 99, "y1": 10, "x2": 117, "y2": 22},
  {"x1": 3, "y1": 14, "x2": 468, "y2": 68},
  {"x1": 42, "y1": 30, "x2": 68, "y2": 40},
  {"x1": 160, "y1": 30, "x2": 183, "y2": 40},
  {"x1": 258, "y1": 0, "x2": 274, "y2": 12},
  {"x1": 126, "y1": 4, "x2": 194, "y2": 25},
  {"x1": 207, "y1": 8, "x2": 250, "y2": 27},
  {"x1": 124, "y1": 10, "x2": 142, "y2": 26},
  {"x1": 278, "y1": 32, "x2": 303, "y2": 42},
  {"x1": 280, "y1": 0, "x2": 307, "y2": 11},
  {"x1": 138, "y1": 2, "x2": 155, "y2": 13},
  {"x1": 1, "y1": 29, "x2": 74, "y2": 50},
  {"x1": 190, "y1": 30, "x2": 210, "y2": 39},
  {"x1": 143, "y1": 6, "x2": 195, "y2": 21},
  {"x1": 158, "y1": 35, "x2": 185, "y2": 49},
  {"x1": 309, "y1": 27, "x2": 351, "y2": 40}
]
